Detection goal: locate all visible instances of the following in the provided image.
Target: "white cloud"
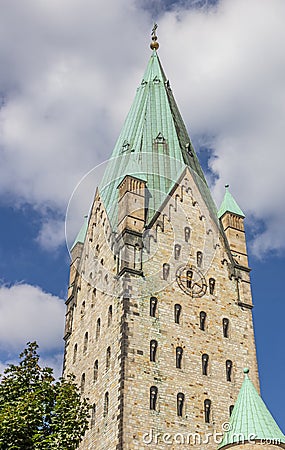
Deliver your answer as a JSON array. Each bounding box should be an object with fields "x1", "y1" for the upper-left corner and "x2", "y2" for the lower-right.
[
  {"x1": 0, "y1": 283, "x2": 65, "y2": 353},
  {"x1": 158, "y1": 0, "x2": 285, "y2": 257},
  {"x1": 36, "y1": 218, "x2": 66, "y2": 251},
  {"x1": 0, "y1": 0, "x2": 285, "y2": 257}
]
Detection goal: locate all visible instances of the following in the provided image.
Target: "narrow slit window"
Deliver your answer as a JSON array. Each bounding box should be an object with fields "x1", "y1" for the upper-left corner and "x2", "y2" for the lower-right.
[
  {"x1": 150, "y1": 386, "x2": 158, "y2": 410},
  {"x1": 94, "y1": 360, "x2": 98, "y2": 382},
  {"x1": 186, "y1": 270, "x2": 193, "y2": 288},
  {"x1": 150, "y1": 297, "x2": 157, "y2": 317},
  {"x1": 202, "y1": 353, "x2": 209, "y2": 375},
  {"x1": 73, "y1": 343, "x2": 77, "y2": 364},
  {"x1": 163, "y1": 263, "x2": 170, "y2": 280},
  {"x1": 226, "y1": 360, "x2": 233, "y2": 382},
  {"x1": 197, "y1": 251, "x2": 203, "y2": 267},
  {"x1": 83, "y1": 331, "x2": 88, "y2": 354},
  {"x1": 209, "y1": 278, "x2": 215, "y2": 295},
  {"x1": 223, "y1": 318, "x2": 229, "y2": 338},
  {"x1": 184, "y1": 226, "x2": 191, "y2": 242},
  {"x1": 81, "y1": 301, "x2": 85, "y2": 317},
  {"x1": 150, "y1": 340, "x2": 158, "y2": 362},
  {"x1": 200, "y1": 311, "x2": 206, "y2": 331},
  {"x1": 177, "y1": 392, "x2": 185, "y2": 417},
  {"x1": 96, "y1": 318, "x2": 101, "y2": 340},
  {"x1": 229, "y1": 405, "x2": 234, "y2": 417},
  {"x1": 91, "y1": 404, "x2": 96, "y2": 427},
  {"x1": 174, "y1": 244, "x2": 181, "y2": 260},
  {"x1": 204, "y1": 399, "x2": 211, "y2": 423},
  {"x1": 80, "y1": 373, "x2": 85, "y2": 394},
  {"x1": 108, "y1": 305, "x2": 112, "y2": 326},
  {"x1": 174, "y1": 304, "x2": 182, "y2": 324},
  {"x1": 104, "y1": 392, "x2": 109, "y2": 417},
  {"x1": 106, "y1": 347, "x2": 111, "y2": 371},
  {"x1": 176, "y1": 347, "x2": 183, "y2": 369}
]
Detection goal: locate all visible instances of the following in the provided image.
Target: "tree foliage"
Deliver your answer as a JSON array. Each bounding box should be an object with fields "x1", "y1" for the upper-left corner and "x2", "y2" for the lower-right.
[{"x1": 0, "y1": 342, "x2": 90, "y2": 449}]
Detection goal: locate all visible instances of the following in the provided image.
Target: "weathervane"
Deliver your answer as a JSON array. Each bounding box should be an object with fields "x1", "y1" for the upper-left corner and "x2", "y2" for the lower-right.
[{"x1": 150, "y1": 23, "x2": 159, "y2": 50}]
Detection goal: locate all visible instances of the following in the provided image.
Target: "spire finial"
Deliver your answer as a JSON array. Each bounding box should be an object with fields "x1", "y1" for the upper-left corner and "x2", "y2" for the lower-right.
[
  {"x1": 243, "y1": 367, "x2": 249, "y2": 374},
  {"x1": 225, "y1": 184, "x2": 229, "y2": 189},
  {"x1": 150, "y1": 23, "x2": 159, "y2": 51}
]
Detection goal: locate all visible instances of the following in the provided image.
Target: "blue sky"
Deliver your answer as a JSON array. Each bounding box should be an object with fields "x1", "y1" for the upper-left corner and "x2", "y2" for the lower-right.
[{"x1": 0, "y1": 0, "x2": 284, "y2": 430}]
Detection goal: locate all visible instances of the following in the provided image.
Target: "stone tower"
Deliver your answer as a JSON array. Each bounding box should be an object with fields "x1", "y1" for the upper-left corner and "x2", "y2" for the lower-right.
[{"x1": 63, "y1": 30, "x2": 284, "y2": 450}]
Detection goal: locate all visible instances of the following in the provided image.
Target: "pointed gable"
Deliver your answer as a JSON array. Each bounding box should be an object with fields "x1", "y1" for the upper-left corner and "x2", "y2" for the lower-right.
[{"x1": 218, "y1": 369, "x2": 285, "y2": 449}]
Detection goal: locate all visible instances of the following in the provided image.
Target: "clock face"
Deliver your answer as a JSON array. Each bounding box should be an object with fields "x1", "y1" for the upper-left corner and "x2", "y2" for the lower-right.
[{"x1": 176, "y1": 264, "x2": 207, "y2": 297}]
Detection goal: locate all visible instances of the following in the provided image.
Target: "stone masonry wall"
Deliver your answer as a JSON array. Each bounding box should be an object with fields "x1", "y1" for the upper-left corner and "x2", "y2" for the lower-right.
[{"x1": 63, "y1": 167, "x2": 259, "y2": 450}]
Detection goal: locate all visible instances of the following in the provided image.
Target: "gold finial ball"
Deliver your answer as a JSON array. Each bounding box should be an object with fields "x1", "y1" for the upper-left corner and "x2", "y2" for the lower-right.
[{"x1": 150, "y1": 40, "x2": 159, "y2": 50}]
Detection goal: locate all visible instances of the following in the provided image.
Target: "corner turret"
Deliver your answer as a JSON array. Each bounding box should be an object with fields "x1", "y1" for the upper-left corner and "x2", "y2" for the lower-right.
[
  {"x1": 117, "y1": 173, "x2": 146, "y2": 276},
  {"x1": 219, "y1": 185, "x2": 248, "y2": 268},
  {"x1": 218, "y1": 368, "x2": 285, "y2": 449}
]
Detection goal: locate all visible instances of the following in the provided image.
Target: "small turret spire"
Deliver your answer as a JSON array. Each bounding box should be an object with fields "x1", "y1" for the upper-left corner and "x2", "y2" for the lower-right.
[
  {"x1": 150, "y1": 23, "x2": 159, "y2": 51},
  {"x1": 218, "y1": 184, "x2": 245, "y2": 219},
  {"x1": 218, "y1": 368, "x2": 285, "y2": 449}
]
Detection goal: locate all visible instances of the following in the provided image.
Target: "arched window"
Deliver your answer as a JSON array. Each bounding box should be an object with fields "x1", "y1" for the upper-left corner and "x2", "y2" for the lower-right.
[
  {"x1": 226, "y1": 360, "x2": 233, "y2": 381},
  {"x1": 150, "y1": 386, "x2": 158, "y2": 410},
  {"x1": 223, "y1": 318, "x2": 229, "y2": 338},
  {"x1": 176, "y1": 347, "x2": 183, "y2": 369},
  {"x1": 73, "y1": 344, "x2": 77, "y2": 364},
  {"x1": 108, "y1": 305, "x2": 112, "y2": 326},
  {"x1": 104, "y1": 392, "x2": 109, "y2": 417},
  {"x1": 106, "y1": 346, "x2": 111, "y2": 371},
  {"x1": 174, "y1": 244, "x2": 181, "y2": 260},
  {"x1": 202, "y1": 354, "x2": 209, "y2": 375},
  {"x1": 150, "y1": 340, "x2": 158, "y2": 362},
  {"x1": 91, "y1": 404, "x2": 96, "y2": 427},
  {"x1": 197, "y1": 251, "x2": 203, "y2": 267},
  {"x1": 177, "y1": 393, "x2": 185, "y2": 417},
  {"x1": 209, "y1": 278, "x2": 215, "y2": 295},
  {"x1": 94, "y1": 360, "x2": 98, "y2": 382},
  {"x1": 186, "y1": 270, "x2": 193, "y2": 288},
  {"x1": 163, "y1": 263, "x2": 170, "y2": 280},
  {"x1": 229, "y1": 405, "x2": 234, "y2": 416},
  {"x1": 204, "y1": 399, "x2": 211, "y2": 423},
  {"x1": 200, "y1": 311, "x2": 206, "y2": 331},
  {"x1": 174, "y1": 304, "x2": 182, "y2": 324},
  {"x1": 150, "y1": 297, "x2": 157, "y2": 317},
  {"x1": 96, "y1": 318, "x2": 101, "y2": 340},
  {"x1": 184, "y1": 226, "x2": 191, "y2": 242},
  {"x1": 83, "y1": 332, "x2": 88, "y2": 354},
  {"x1": 80, "y1": 373, "x2": 85, "y2": 394}
]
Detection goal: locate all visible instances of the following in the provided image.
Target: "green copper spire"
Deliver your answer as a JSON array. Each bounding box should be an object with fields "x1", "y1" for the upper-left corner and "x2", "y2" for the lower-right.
[
  {"x1": 218, "y1": 369, "x2": 285, "y2": 449},
  {"x1": 71, "y1": 215, "x2": 88, "y2": 250},
  {"x1": 218, "y1": 185, "x2": 245, "y2": 219},
  {"x1": 99, "y1": 34, "x2": 217, "y2": 229}
]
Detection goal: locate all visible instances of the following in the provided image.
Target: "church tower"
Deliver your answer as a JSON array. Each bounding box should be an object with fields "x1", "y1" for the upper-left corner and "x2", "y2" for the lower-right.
[{"x1": 63, "y1": 28, "x2": 284, "y2": 450}]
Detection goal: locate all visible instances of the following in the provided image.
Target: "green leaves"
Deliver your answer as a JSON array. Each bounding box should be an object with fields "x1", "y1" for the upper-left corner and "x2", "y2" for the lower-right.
[{"x1": 0, "y1": 343, "x2": 90, "y2": 450}]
